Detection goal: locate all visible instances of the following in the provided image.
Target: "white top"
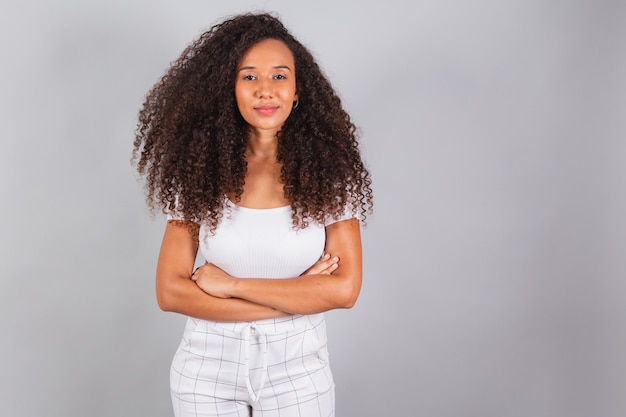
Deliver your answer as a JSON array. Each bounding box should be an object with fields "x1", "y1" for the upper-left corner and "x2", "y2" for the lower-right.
[{"x1": 196, "y1": 200, "x2": 352, "y2": 279}]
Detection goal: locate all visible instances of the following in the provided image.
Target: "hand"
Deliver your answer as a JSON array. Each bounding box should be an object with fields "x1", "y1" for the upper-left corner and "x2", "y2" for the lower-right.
[
  {"x1": 301, "y1": 253, "x2": 340, "y2": 276},
  {"x1": 191, "y1": 263, "x2": 235, "y2": 298}
]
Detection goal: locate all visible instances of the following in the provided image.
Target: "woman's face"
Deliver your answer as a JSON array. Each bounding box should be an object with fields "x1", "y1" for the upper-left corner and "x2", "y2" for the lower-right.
[{"x1": 235, "y1": 39, "x2": 298, "y2": 137}]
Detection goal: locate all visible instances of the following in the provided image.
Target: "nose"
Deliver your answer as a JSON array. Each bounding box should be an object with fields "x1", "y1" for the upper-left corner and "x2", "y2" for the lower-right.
[{"x1": 256, "y1": 77, "x2": 273, "y2": 98}]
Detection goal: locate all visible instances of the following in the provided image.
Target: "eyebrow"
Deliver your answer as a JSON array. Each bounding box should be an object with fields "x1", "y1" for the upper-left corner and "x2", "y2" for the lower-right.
[{"x1": 238, "y1": 65, "x2": 293, "y2": 72}]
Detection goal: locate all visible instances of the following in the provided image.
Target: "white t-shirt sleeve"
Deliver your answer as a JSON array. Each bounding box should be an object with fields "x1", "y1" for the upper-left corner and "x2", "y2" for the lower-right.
[
  {"x1": 324, "y1": 204, "x2": 359, "y2": 226},
  {"x1": 165, "y1": 194, "x2": 184, "y2": 221}
]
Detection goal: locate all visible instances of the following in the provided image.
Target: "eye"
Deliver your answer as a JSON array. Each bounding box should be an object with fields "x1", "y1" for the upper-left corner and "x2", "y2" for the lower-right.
[
  {"x1": 242, "y1": 74, "x2": 256, "y2": 81},
  {"x1": 273, "y1": 74, "x2": 287, "y2": 80}
]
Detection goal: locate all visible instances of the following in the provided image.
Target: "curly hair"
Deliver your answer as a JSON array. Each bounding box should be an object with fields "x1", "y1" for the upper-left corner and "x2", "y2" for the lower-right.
[{"x1": 132, "y1": 12, "x2": 372, "y2": 232}]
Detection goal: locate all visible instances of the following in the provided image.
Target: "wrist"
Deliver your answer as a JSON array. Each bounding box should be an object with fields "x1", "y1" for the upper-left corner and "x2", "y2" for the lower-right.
[{"x1": 229, "y1": 276, "x2": 241, "y2": 298}]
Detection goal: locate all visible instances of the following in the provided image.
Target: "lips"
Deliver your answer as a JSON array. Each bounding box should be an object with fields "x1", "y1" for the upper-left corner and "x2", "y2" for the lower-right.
[{"x1": 254, "y1": 105, "x2": 279, "y2": 116}]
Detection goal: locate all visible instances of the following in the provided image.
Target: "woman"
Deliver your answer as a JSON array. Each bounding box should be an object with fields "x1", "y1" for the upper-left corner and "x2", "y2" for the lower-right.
[{"x1": 133, "y1": 12, "x2": 372, "y2": 417}]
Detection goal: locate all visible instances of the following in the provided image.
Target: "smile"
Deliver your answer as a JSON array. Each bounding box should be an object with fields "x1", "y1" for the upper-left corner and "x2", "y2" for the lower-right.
[{"x1": 254, "y1": 105, "x2": 279, "y2": 116}]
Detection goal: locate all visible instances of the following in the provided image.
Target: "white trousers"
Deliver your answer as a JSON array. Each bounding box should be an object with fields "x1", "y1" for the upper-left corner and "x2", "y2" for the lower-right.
[{"x1": 170, "y1": 314, "x2": 335, "y2": 417}]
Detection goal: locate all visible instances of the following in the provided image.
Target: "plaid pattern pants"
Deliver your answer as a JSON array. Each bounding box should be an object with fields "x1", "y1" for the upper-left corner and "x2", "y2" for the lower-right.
[{"x1": 170, "y1": 314, "x2": 335, "y2": 417}]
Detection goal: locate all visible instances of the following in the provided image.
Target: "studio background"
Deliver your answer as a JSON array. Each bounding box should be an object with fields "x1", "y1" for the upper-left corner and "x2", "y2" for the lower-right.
[{"x1": 1, "y1": 1, "x2": 625, "y2": 416}]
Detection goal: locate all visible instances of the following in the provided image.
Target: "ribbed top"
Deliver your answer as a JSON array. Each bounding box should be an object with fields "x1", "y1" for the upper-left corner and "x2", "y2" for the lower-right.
[{"x1": 198, "y1": 200, "x2": 326, "y2": 278}]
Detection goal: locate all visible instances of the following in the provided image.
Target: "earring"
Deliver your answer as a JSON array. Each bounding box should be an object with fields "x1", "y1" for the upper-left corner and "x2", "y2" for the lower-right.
[{"x1": 292, "y1": 98, "x2": 299, "y2": 109}]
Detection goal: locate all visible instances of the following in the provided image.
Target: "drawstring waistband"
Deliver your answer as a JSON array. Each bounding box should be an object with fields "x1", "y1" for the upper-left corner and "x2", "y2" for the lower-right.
[{"x1": 243, "y1": 323, "x2": 268, "y2": 402}]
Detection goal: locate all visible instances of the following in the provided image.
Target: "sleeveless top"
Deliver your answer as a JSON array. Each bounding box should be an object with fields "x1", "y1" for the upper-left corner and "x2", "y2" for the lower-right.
[{"x1": 194, "y1": 199, "x2": 353, "y2": 278}]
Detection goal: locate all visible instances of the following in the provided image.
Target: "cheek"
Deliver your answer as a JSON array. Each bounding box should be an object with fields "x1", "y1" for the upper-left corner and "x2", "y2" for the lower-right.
[{"x1": 282, "y1": 86, "x2": 297, "y2": 101}]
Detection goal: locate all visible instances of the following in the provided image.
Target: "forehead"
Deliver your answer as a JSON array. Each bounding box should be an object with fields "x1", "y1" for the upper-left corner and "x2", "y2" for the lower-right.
[{"x1": 238, "y1": 39, "x2": 295, "y2": 67}]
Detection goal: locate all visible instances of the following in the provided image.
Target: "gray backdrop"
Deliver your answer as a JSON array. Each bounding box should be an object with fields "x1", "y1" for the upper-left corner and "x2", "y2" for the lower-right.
[{"x1": 1, "y1": 1, "x2": 625, "y2": 416}]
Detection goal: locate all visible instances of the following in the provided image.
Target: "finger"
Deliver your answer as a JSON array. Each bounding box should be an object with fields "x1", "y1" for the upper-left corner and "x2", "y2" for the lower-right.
[
  {"x1": 320, "y1": 261, "x2": 339, "y2": 274},
  {"x1": 190, "y1": 266, "x2": 201, "y2": 281},
  {"x1": 313, "y1": 258, "x2": 340, "y2": 275},
  {"x1": 302, "y1": 254, "x2": 340, "y2": 275},
  {"x1": 304, "y1": 262, "x2": 325, "y2": 275},
  {"x1": 308, "y1": 261, "x2": 333, "y2": 275}
]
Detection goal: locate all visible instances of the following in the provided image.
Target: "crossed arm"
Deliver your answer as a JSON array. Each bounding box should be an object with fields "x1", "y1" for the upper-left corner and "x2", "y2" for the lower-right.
[{"x1": 155, "y1": 219, "x2": 362, "y2": 321}]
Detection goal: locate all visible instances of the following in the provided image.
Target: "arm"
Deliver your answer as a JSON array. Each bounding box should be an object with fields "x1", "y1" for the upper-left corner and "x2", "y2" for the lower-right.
[
  {"x1": 156, "y1": 220, "x2": 291, "y2": 321},
  {"x1": 193, "y1": 218, "x2": 363, "y2": 315}
]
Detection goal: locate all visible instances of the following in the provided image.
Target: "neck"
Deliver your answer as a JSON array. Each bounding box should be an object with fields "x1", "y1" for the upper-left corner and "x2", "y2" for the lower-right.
[{"x1": 247, "y1": 129, "x2": 279, "y2": 159}]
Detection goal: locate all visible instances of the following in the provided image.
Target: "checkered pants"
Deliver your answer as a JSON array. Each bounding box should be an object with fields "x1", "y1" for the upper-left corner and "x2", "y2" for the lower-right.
[{"x1": 170, "y1": 314, "x2": 335, "y2": 416}]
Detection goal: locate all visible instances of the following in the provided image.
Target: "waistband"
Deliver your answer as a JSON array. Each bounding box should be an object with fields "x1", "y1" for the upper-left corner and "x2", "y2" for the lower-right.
[{"x1": 196, "y1": 313, "x2": 325, "y2": 335}]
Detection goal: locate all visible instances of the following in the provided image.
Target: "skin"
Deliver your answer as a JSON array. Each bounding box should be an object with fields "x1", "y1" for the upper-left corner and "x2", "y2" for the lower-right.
[{"x1": 155, "y1": 39, "x2": 363, "y2": 320}]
